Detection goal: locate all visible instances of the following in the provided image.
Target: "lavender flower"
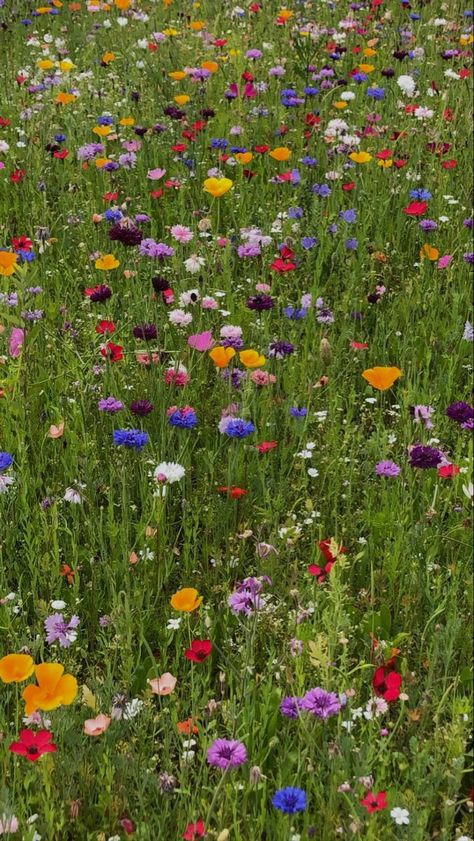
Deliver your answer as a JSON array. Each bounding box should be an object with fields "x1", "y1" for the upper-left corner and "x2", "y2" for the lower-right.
[
  {"x1": 98, "y1": 397, "x2": 124, "y2": 413},
  {"x1": 280, "y1": 696, "x2": 303, "y2": 719},
  {"x1": 139, "y1": 239, "x2": 174, "y2": 259},
  {"x1": 44, "y1": 613, "x2": 80, "y2": 648},
  {"x1": 300, "y1": 687, "x2": 341, "y2": 719},
  {"x1": 376, "y1": 460, "x2": 401, "y2": 477}
]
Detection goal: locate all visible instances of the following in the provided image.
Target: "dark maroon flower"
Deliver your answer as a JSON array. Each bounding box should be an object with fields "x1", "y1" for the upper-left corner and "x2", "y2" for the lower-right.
[
  {"x1": 87, "y1": 284, "x2": 112, "y2": 303},
  {"x1": 108, "y1": 222, "x2": 143, "y2": 246},
  {"x1": 130, "y1": 400, "x2": 154, "y2": 416},
  {"x1": 152, "y1": 276, "x2": 170, "y2": 293},
  {"x1": 246, "y1": 294, "x2": 274, "y2": 311},
  {"x1": 409, "y1": 445, "x2": 443, "y2": 469},
  {"x1": 133, "y1": 324, "x2": 157, "y2": 341},
  {"x1": 446, "y1": 401, "x2": 474, "y2": 425}
]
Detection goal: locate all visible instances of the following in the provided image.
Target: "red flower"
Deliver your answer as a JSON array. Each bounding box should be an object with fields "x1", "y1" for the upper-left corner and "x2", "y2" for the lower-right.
[
  {"x1": 271, "y1": 258, "x2": 296, "y2": 273},
  {"x1": 394, "y1": 159, "x2": 408, "y2": 169},
  {"x1": 0, "y1": 117, "x2": 11, "y2": 127},
  {"x1": 441, "y1": 159, "x2": 457, "y2": 169},
  {"x1": 403, "y1": 201, "x2": 428, "y2": 217},
  {"x1": 342, "y1": 181, "x2": 356, "y2": 191},
  {"x1": 96, "y1": 320, "x2": 116, "y2": 335},
  {"x1": 11, "y1": 169, "x2": 26, "y2": 183},
  {"x1": 172, "y1": 143, "x2": 187, "y2": 153},
  {"x1": 213, "y1": 39, "x2": 228, "y2": 47},
  {"x1": 256, "y1": 440, "x2": 277, "y2": 453},
  {"x1": 319, "y1": 539, "x2": 347, "y2": 563},
  {"x1": 184, "y1": 640, "x2": 212, "y2": 663},
  {"x1": 361, "y1": 791, "x2": 387, "y2": 813},
  {"x1": 254, "y1": 144, "x2": 270, "y2": 154},
  {"x1": 372, "y1": 666, "x2": 402, "y2": 702},
  {"x1": 438, "y1": 464, "x2": 460, "y2": 478},
  {"x1": 11, "y1": 235, "x2": 33, "y2": 251},
  {"x1": 375, "y1": 149, "x2": 393, "y2": 160},
  {"x1": 9, "y1": 729, "x2": 57, "y2": 761},
  {"x1": 103, "y1": 191, "x2": 120, "y2": 202},
  {"x1": 119, "y1": 816, "x2": 136, "y2": 835},
  {"x1": 350, "y1": 341, "x2": 369, "y2": 350},
  {"x1": 183, "y1": 820, "x2": 206, "y2": 840},
  {"x1": 218, "y1": 486, "x2": 247, "y2": 499},
  {"x1": 459, "y1": 68, "x2": 471, "y2": 79},
  {"x1": 151, "y1": 189, "x2": 164, "y2": 199},
  {"x1": 308, "y1": 561, "x2": 335, "y2": 584},
  {"x1": 100, "y1": 342, "x2": 124, "y2": 363}
]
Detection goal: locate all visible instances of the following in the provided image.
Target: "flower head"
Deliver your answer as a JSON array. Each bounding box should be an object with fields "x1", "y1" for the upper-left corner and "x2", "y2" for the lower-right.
[
  {"x1": 207, "y1": 738, "x2": 247, "y2": 770},
  {"x1": 9, "y1": 729, "x2": 57, "y2": 761},
  {"x1": 22, "y1": 663, "x2": 78, "y2": 715},
  {"x1": 170, "y1": 588, "x2": 202, "y2": 612},
  {"x1": 0, "y1": 653, "x2": 34, "y2": 683},
  {"x1": 272, "y1": 787, "x2": 307, "y2": 814},
  {"x1": 362, "y1": 367, "x2": 402, "y2": 391}
]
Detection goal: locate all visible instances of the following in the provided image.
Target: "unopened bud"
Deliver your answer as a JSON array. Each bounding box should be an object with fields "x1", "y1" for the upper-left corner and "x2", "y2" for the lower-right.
[
  {"x1": 320, "y1": 337, "x2": 332, "y2": 366},
  {"x1": 217, "y1": 831, "x2": 230, "y2": 841}
]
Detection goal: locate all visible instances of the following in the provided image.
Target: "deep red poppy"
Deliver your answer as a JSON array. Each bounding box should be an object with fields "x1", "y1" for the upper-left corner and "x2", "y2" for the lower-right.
[
  {"x1": 183, "y1": 821, "x2": 206, "y2": 841},
  {"x1": 376, "y1": 149, "x2": 393, "y2": 160},
  {"x1": 213, "y1": 39, "x2": 228, "y2": 47},
  {"x1": 372, "y1": 665, "x2": 402, "y2": 702},
  {"x1": 103, "y1": 191, "x2": 120, "y2": 202},
  {"x1": 308, "y1": 560, "x2": 334, "y2": 584},
  {"x1": 256, "y1": 440, "x2": 277, "y2": 453},
  {"x1": 254, "y1": 144, "x2": 270, "y2": 154},
  {"x1": 271, "y1": 258, "x2": 296, "y2": 273},
  {"x1": 11, "y1": 169, "x2": 26, "y2": 183},
  {"x1": 96, "y1": 320, "x2": 116, "y2": 335},
  {"x1": 319, "y1": 539, "x2": 347, "y2": 563},
  {"x1": 361, "y1": 791, "x2": 387, "y2": 813},
  {"x1": 150, "y1": 189, "x2": 164, "y2": 199},
  {"x1": 12, "y1": 235, "x2": 33, "y2": 251},
  {"x1": 184, "y1": 640, "x2": 212, "y2": 663},
  {"x1": 218, "y1": 486, "x2": 247, "y2": 499},
  {"x1": 350, "y1": 341, "x2": 369, "y2": 350},
  {"x1": 172, "y1": 143, "x2": 188, "y2": 153},
  {"x1": 394, "y1": 159, "x2": 408, "y2": 169},
  {"x1": 119, "y1": 816, "x2": 136, "y2": 835},
  {"x1": 438, "y1": 464, "x2": 460, "y2": 478},
  {"x1": 100, "y1": 342, "x2": 124, "y2": 363},
  {"x1": 342, "y1": 181, "x2": 356, "y2": 191},
  {"x1": 0, "y1": 117, "x2": 11, "y2": 127},
  {"x1": 9, "y1": 729, "x2": 57, "y2": 761},
  {"x1": 441, "y1": 159, "x2": 457, "y2": 169},
  {"x1": 53, "y1": 150, "x2": 69, "y2": 159},
  {"x1": 403, "y1": 201, "x2": 428, "y2": 217}
]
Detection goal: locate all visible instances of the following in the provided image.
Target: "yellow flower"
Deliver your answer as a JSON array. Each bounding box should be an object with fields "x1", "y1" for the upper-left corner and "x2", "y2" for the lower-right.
[
  {"x1": 235, "y1": 152, "x2": 253, "y2": 165},
  {"x1": 239, "y1": 349, "x2": 266, "y2": 368},
  {"x1": 278, "y1": 9, "x2": 294, "y2": 20},
  {"x1": 95, "y1": 158, "x2": 112, "y2": 168},
  {"x1": 59, "y1": 59, "x2": 75, "y2": 72},
  {"x1": 209, "y1": 346, "x2": 236, "y2": 368},
  {"x1": 334, "y1": 101, "x2": 347, "y2": 109},
  {"x1": 358, "y1": 63, "x2": 375, "y2": 73},
  {"x1": 163, "y1": 28, "x2": 179, "y2": 37},
  {"x1": 363, "y1": 47, "x2": 377, "y2": 57},
  {"x1": 378, "y1": 159, "x2": 393, "y2": 168},
  {"x1": 119, "y1": 117, "x2": 134, "y2": 126},
  {"x1": 0, "y1": 251, "x2": 18, "y2": 276},
  {"x1": 174, "y1": 94, "x2": 190, "y2": 105},
  {"x1": 349, "y1": 151, "x2": 372, "y2": 164},
  {"x1": 169, "y1": 70, "x2": 186, "y2": 81},
  {"x1": 203, "y1": 177, "x2": 233, "y2": 198},
  {"x1": 0, "y1": 654, "x2": 35, "y2": 684},
  {"x1": 22, "y1": 663, "x2": 78, "y2": 716},
  {"x1": 55, "y1": 92, "x2": 76, "y2": 105},
  {"x1": 95, "y1": 254, "x2": 120, "y2": 270},
  {"x1": 269, "y1": 146, "x2": 291, "y2": 162},
  {"x1": 93, "y1": 125, "x2": 112, "y2": 137},
  {"x1": 362, "y1": 367, "x2": 402, "y2": 391},
  {"x1": 420, "y1": 243, "x2": 439, "y2": 261},
  {"x1": 37, "y1": 59, "x2": 54, "y2": 70},
  {"x1": 229, "y1": 49, "x2": 241, "y2": 57},
  {"x1": 170, "y1": 588, "x2": 202, "y2": 612}
]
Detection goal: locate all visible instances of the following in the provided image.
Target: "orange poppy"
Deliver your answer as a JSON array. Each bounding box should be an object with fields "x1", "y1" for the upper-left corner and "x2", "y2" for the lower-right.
[
  {"x1": 22, "y1": 663, "x2": 78, "y2": 716},
  {"x1": 239, "y1": 349, "x2": 266, "y2": 368},
  {"x1": 177, "y1": 717, "x2": 199, "y2": 734},
  {"x1": 420, "y1": 243, "x2": 439, "y2": 261},
  {"x1": 0, "y1": 251, "x2": 18, "y2": 276},
  {"x1": 209, "y1": 346, "x2": 236, "y2": 368},
  {"x1": 0, "y1": 654, "x2": 35, "y2": 684},
  {"x1": 362, "y1": 367, "x2": 402, "y2": 391},
  {"x1": 170, "y1": 588, "x2": 202, "y2": 612},
  {"x1": 95, "y1": 254, "x2": 120, "y2": 270},
  {"x1": 269, "y1": 147, "x2": 291, "y2": 162}
]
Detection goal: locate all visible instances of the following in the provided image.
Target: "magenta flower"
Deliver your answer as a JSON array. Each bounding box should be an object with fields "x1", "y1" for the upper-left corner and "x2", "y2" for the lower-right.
[{"x1": 207, "y1": 738, "x2": 247, "y2": 770}]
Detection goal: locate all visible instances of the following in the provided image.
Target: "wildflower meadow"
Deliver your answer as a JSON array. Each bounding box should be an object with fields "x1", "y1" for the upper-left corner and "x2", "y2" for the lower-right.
[{"x1": 0, "y1": 0, "x2": 473, "y2": 839}]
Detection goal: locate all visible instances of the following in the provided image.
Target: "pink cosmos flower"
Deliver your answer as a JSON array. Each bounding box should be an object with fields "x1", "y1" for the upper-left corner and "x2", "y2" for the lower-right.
[
  {"x1": 187, "y1": 331, "x2": 214, "y2": 351},
  {"x1": 147, "y1": 167, "x2": 166, "y2": 181},
  {"x1": 84, "y1": 714, "x2": 111, "y2": 736}
]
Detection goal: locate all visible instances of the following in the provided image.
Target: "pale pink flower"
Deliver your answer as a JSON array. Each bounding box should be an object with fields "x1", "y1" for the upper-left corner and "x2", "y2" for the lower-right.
[
  {"x1": 255, "y1": 283, "x2": 271, "y2": 293},
  {"x1": 84, "y1": 713, "x2": 111, "y2": 736},
  {"x1": 0, "y1": 815, "x2": 19, "y2": 834},
  {"x1": 170, "y1": 224, "x2": 193, "y2": 243},
  {"x1": 250, "y1": 369, "x2": 276, "y2": 386},
  {"x1": 187, "y1": 330, "x2": 214, "y2": 351},
  {"x1": 9, "y1": 327, "x2": 24, "y2": 358},
  {"x1": 148, "y1": 672, "x2": 177, "y2": 696},
  {"x1": 201, "y1": 297, "x2": 218, "y2": 309},
  {"x1": 147, "y1": 167, "x2": 166, "y2": 180}
]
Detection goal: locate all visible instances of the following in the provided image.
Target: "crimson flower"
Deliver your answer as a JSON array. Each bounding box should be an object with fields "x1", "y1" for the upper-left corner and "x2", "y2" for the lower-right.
[
  {"x1": 12, "y1": 235, "x2": 33, "y2": 251},
  {"x1": 372, "y1": 665, "x2": 402, "y2": 702},
  {"x1": 218, "y1": 486, "x2": 247, "y2": 499},
  {"x1": 403, "y1": 201, "x2": 428, "y2": 217},
  {"x1": 319, "y1": 539, "x2": 347, "y2": 563},
  {"x1": 184, "y1": 640, "x2": 212, "y2": 663},
  {"x1": 271, "y1": 258, "x2": 296, "y2": 273},
  {"x1": 361, "y1": 791, "x2": 388, "y2": 813},
  {"x1": 256, "y1": 440, "x2": 277, "y2": 453},
  {"x1": 100, "y1": 342, "x2": 124, "y2": 363},
  {"x1": 183, "y1": 820, "x2": 205, "y2": 840},
  {"x1": 9, "y1": 729, "x2": 57, "y2": 761},
  {"x1": 350, "y1": 341, "x2": 369, "y2": 350},
  {"x1": 96, "y1": 320, "x2": 116, "y2": 335},
  {"x1": 308, "y1": 560, "x2": 334, "y2": 584},
  {"x1": 342, "y1": 181, "x2": 356, "y2": 191},
  {"x1": 254, "y1": 144, "x2": 270, "y2": 153},
  {"x1": 438, "y1": 464, "x2": 460, "y2": 478},
  {"x1": 103, "y1": 191, "x2": 120, "y2": 201},
  {"x1": 11, "y1": 169, "x2": 26, "y2": 183},
  {"x1": 54, "y1": 150, "x2": 69, "y2": 160}
]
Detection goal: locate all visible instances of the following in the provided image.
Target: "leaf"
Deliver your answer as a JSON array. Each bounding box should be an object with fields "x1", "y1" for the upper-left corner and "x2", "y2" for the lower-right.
[
  {"x1": 308, "y1": 635, "x2": 329, "y2": 671},
  {"x1": 82, "y1": 685, "x2": 97, "y2": 710}
]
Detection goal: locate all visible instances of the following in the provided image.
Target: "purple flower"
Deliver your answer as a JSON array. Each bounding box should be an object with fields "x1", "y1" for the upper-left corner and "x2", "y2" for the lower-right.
[
  {"x1": 375, "y1": 460, "x2": 401, "y2": 477},
  {"x1": 207, "y1": 739, "x2": 247, "y2": 770},
  {"x1": 139, "y1": 239, "x2": 174, "y2": 259},
  {"x1": 247, "y1": 294, "x2": 274, "y2": 311},
  {"x1": 133, "y1": 324, "x2": 157, "y2": 341},
  {"x1": 300, "y1": 687, "x2": 341, "y2": 719},
  {"x1": 446, "y1": 402, "x2": 474, "y2": 425},
  {"x1": 412, "y1": 404, "x2": 435, "y2": 429},
  {"x1": 130, "y1": 400, "x2": 154, "y2": 416},
  {"x1": 98, "y1": 397, "x2": 124, "y2": 413},
  {"x1": 339, "y1": 209, "x2": 357, "y2": 223},
  {"x1": 268, "y1": 340, "x2": 294, "y2": 358},
  {"x1": 280, "y1": 696, "x2": 303, "y2": 719},
  {"x1": 409, "y1": 445, "x2": 443, "y2": 469},
  {"x1": 44, "y1": 613, "x2": 80, "y2": 648}
]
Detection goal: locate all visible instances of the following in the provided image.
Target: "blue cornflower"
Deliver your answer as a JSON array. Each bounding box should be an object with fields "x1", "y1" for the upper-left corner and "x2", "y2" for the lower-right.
[
  {"x1": 168, "y1": 408, "x2": 198, "y2": 429},
  {"x1": 104, "y1": 208, "x2": 123, "y2": 222},
  {"x1": 301, "y1": 156, "x2": 317, "y2": 166},
  {"x1": 290, "y1": 407, "x2": 308, "y2": 418},
  {"x1": 301, "y1": 237, "x2": 318, "y2": 250},
  {"x1": 0, "y1": 452, "x2": 14, "y2": 472},
  {"x1": 304, "y1": 86, "x2": 319, "y2": 95},
  {"x1": 97, "y1": 114, "x2": 114, "y2": 126},
  {"x1": 211, "y1": 138, "x2": 228, "y2": 149},
  {"x1": 230, "y1": 146, "x2": 247, "y2": 154},
  {"x1": 54, "y1": 133, "x2": 66, "y2": 142},
  {"x1": 312, "y1": 183, "x2": 331, "y2": 197},
  {"x1": 223, "y1": 419, "x2": 255, "y2": 439},
  {"x1": 352, "y1": 72, "x2": 368, "y2": 83},
  {"x1": 288, "y1": 206, "x2": 303, "y2": 219},
  {"x1": 283, "y1": 307, "x2": 308, "y2": 320},
  {"x1": 17, "y1": 250, "x2": 36, "y2": 263},
  {"x1": 339, "y1": 209, "x2": 357, "y2": 223},
  {"x1": 272, "y1": 787, "x2": 307, "y2": 814},
  {"x1": 113, "y1": 429, "x2": 149, "y2": 450},
  {"x1": 410, "y1": 188, "x2": 432, "y2": 200},
  {"x1": 345, "y1": 237, "x2": 358, "y2": 250},
  {"x1": 367, "y1": 87, "x2": 385, "y2": 99}
]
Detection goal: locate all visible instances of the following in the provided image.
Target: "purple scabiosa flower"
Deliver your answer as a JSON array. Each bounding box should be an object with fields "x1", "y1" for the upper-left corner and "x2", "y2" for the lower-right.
[
  {"x1": 99, "y1": 615, "x2": 111, "y2": 627},
  {"x1": 98, "y1": 397, "x2": 124, "y2": 413},
  {"x1": 268, "y1": 340, "x2": 294, "y2": 359},
  {"x1": 221, "y1": 368, "x2": 247, "y2": 389},
  {"x1": 130, "y1": 400, "x2": 154, "y2": 416},
  {"x1": 113, "y1": 429, "x2": 149, "y2": 450},
  {"x1": 207, "y1": 738, "x2": 247, "y2": 770},
  {"x1": 44, "y1": 613, "x2": 80, "y2": 648},
  {"x1": 446, "y1": 401, "x2": 473, "y2": 424},
  {"x1": 237, "y1": 243, "x2": 261, "y2": 258},
  {"x1": 339, "y1": 208, "x2": 357, "y2": 223},
  {"x1": 375, "y1": 460, "x2": 401, "y2": 477},
  {"x1": 247, "y1": 294, "x2": 274, "y2": 311},
  {"x1": 312, "y1": 183, "x2": 331, "y2": 197},
  {"x1": 108, "y1": 221, "x2": 143, "y2": 246},
  {"x1": 133, "y1": 324, "x2": 157, "y2": 341},
  {"x1": 280, "y1": 696, "x2": 303, "y2": 719},
  {"x1": 463, "y1": 252, "x2": 474, "y2": 264},
  {"x1": 301, "y1": 236, "x2": 318, "y2": 250},
  {"x1": 345, "y1": 237, "x2": 358, "y2": 251},
  {"x1": 221, "y1": 336, "x2": 245, "y2": 351},
  {"x1": 300, "y1": 687, "x2": 341, "y2": 719},
  {"x1": 283, "y1": 306, "x2": 308, "y2": 320},
  {"x1": 76, "y1": 142, "x2": 105, "y2": 161},
  {"x1": 409, "y1": 444, "x2": 443, "y2": 469}
]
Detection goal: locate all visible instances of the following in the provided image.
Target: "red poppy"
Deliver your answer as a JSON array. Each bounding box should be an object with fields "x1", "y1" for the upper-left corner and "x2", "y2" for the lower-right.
[
  {"x1": 459, "y1": 68, "x2": 471, "y2": 79},
  {"x1": 319, "y1": 538, "x2": 347, "y2": 563},
  {"x1": 12, "y1": 235, "x2": 33, "y2": 251},
  {"x1": 441, "y1": 159, "x2": 457, "y2": 169},
  {"x1": 151, "y1": 189, "x2": 164, "y2": 199},
  {"x1": 103, "y1": 191, "x2": 120, "y2": 202},
  {"x1": 96, "y1": 320, "x2": 116, "y2": 335},
  {"x1": 361, "y1": 791, "x2": 387, "y2": 813},
  {"x1": 183, "y1": 820, "x2": 206, "y2": 840},
  {"x1": 249, "y1": 2, "x2": 261, "y2": 11},
  {"x1": 256, "y1": 440, "x2": 277, "y2": 453},
  {"x1": 218, "y1": 486, "x2": 247, "y2": 499},
  {"x1": 438, "y1": 464, "x2": 460, "y2": 478},
  {"x1": 376, "y1": 149, "x2": 393, "y2": 160},
  {"x1": 9, "y1": 729, "x2": 57, "y2": 761},
  {"x1": 100, "y1": 342, "x2": 124, "y2": 363},
  {"x1": 11, "y1": 169, "x2": 26, "y2": 183},
  {"x1": 271, "y1": 258, "x2": 296, "y2": 273},
  {"x1": 372, "y1": 665, "x2": 402, "y2": 702},
  {"x1": 172, "y1": 143, "x2": 187, "y2": 153},
  {"x1": 53, "y1": 150, "x2": 69, "y2": 159},
  {"x1": 308, "y1": 560, "x2": 335, "y2": 584},
  {"x1": 148, "y1": 42, "x2": 158, "y2": 52},
  {"x1": 394, "y1": 159, "x2": 408, "y2": 169},
  {"x1": 254, "y1": 144, "x2": 270, "y2": 154},
  {"x1": 443, "y1": 108, "x2": 454, "y2": 122},
  {"x1": 342, "y1": 181, "x2": 356, "y2": 191},
  {"x1": 184, "y1": 640, "x2": 212, "y2": 663},
  {"x1": 403, "y1": 201, "x2": 428, "y2": 217},
  {"x1": 213, "y1": 39, "x2": 228, "y2": 47},
  {"x1": 241, "y1": 71, "x2": 254, "y2": 82},
  {"x1": 350, "y1": 341, "x2": 369, "y2": 350},
  {"x1": 0, "y1": 117, "x2": 11, "y2": 127}
]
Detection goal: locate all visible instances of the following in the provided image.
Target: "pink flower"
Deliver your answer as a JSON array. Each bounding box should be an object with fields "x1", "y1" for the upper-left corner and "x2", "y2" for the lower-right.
[
  {"x1": 148, "y1": 672, "x2": 177, "y2": 696},
  {"x1": 0, "y1": 815, "x2": 19, "y2": 834},
  {"x1": 187, "y1": 330, "x2": 214, "y2": 351},
  {"x1": 135, "y1": 352, "x2": 160, "y2": 365},
  {"x1": 9, "y1": 327, "x2": 24, "y2": 358},
  {"x1": 251, "y1": 369, "x2": 276, "y2": 386},
  {"x1": 147, "y1": 167, "x2": 166, "y2": 181},
  {"x1": 201, "y1": 297, "x2": 218, "y2": 309},
  {"x1": 217, "y1": 237, "x2": 229, "y2": 247},
  {"x1": 170, "y1": 225, "x2": 193, "y2": 243},
  {"x1": 83, "y1": 714, "x2": 111, "y2": 736},
  {"x1": 255, "y1": 283, "x2": 271, "y2": 293},
  {"x1": 437, "y1": 254, "x2": 453, "y2": 269}
]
